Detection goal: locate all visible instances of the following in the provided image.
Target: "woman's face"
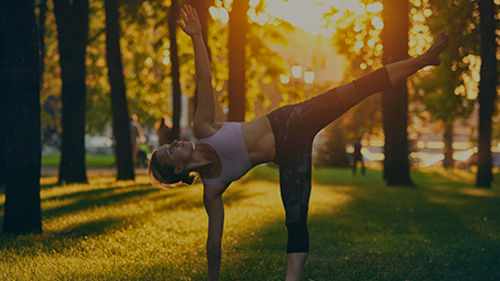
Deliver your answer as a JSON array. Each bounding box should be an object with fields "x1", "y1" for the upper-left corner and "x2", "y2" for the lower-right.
[{"x1": 156, "y1": 140, "x2": 195, "y2": 172}]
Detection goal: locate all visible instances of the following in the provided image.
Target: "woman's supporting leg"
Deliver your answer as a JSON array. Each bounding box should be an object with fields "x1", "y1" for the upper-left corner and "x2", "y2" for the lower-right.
[
  {"x1": 286, "y1": 253, "x2": 307, "y2": 281},
  {"x1": 266, "y1": 104, "x2": 313, "y2": 280},
  {"x1": 279, "y1": 153, "x2": 312, "y2": 281}
]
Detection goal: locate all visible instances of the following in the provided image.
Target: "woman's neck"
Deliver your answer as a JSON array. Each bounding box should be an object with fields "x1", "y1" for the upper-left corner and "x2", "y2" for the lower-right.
[{"x1": 191, "y1": 143, "x2": 221, "y2": 178}]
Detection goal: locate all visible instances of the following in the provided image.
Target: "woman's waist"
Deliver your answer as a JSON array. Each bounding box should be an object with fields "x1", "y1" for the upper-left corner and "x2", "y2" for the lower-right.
[{"x1": 241, "y1": 116, "x2": 275, "y2": 163}]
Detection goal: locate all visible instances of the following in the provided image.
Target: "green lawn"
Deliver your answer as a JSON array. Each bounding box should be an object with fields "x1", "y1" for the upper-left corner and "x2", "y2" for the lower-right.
[
  {"x1": 1, "y1": 166, "x2": 499, "y2": 280},
  {"x1": 42, "y1": 154, "x2": 116, "y2": 167}
]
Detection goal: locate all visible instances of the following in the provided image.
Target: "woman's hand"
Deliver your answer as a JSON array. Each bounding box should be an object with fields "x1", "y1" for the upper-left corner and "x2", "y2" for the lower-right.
[{"x1": 177, "y1": 5, "x2": 201, "y2": 37}]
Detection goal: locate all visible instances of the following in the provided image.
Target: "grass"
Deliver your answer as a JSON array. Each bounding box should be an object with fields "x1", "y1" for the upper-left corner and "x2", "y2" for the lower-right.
[
  {"x1": 42, "y1": 154, "x2": 116, "y2": 167},
  {"x1": 0, "y1": 166, "x2": 499, "y2": 280}
]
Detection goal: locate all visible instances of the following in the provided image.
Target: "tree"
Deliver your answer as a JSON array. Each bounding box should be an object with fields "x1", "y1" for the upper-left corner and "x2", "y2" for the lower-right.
[
  {"x1": 415, "y1": 0, "x2": 477, "y2": 170},
  {"x1": 324, "y1": 1, "x2": 387, "y2": 168},
  {"x1": 476, "y1": 0, "x2": 498, "y2": 187},
  {"x1": 382, "y1": 0, "x2": 414, "y2": 186},
  {"x1": 53, "y1": 0, "x2": 89, "y2": 184},
  {"x1": 105, "y1": 0, "x2": 134, "y2": 180},
  {"x1": 1, "y1": 0, "x2": 42, "y2": 234},
  {"x1": 37, "y1": 0, "x2": 48, "y2": 91},
  {"x1": 169, "y1": 0, "x2": 182, "y2": 140},
  {"x1": 228, "y1": 0, "x2": 249, "y2": 121}
]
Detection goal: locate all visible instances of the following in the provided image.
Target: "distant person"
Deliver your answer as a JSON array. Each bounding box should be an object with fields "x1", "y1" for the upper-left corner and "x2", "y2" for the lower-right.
[
  {"x1": 130, "y1": 114, "x2": 144, "y2": 163},
  {"x1": 155, "y1": 117, "x2": 173, "y2": 146},
  {"x1": 137, "y1": 137, "x2": 153, "y2": 168},
  {"x1": 148, "y1": 5, "x2": 449, "y2": 281},
  {"x1": 352, "y1": 137, "x2": 365, "y2": 175}
]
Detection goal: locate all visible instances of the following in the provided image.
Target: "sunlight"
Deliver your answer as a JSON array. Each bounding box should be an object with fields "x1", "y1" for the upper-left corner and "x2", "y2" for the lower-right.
[
  {"x1": 371, "y1": 16, "x2": 383, "y2": 30},
  {"x1": 409, "y1": 0, "x2": 433, "y2": 59},
  {"x1": 209, "y1": 0, "x2": 384, "y2": 37},
  {"x1": 279, "y1": 74, "x2": 290, "y2": 84},
  {"x1": 291, "y1": 64, "x2": 303, "y2": 78},
  {"x1": 264, "y1": 0, "x2": 333, "y2": 36},
  {"x1": 417, "y1": 152, "x2": 444, "y2": 167},
  {"x1": 366, "y1": 2, "x2": 383, "y2": 13},
  {"x1": 304, "y1": 70, "x2": 315, "y2": 84},
  {"x1": 453, "y1": 149, "x2": 474, "y2": 162},
  {"x1": 459, "y1": 54, "x2": 481, "y2": 100},
  {"x1": 209, "y1": 6, "x2": 229, "y2": 24}
]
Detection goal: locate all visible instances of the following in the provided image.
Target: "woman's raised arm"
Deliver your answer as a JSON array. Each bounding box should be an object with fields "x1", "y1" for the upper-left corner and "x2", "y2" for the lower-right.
[{"x1": 177, "y1": 5, "x2": 216, "y2": 138}]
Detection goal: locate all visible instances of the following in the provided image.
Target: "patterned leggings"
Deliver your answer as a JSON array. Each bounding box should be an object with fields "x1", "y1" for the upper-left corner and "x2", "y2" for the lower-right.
[{"x1": 266, "y1": 66, "x2": 392, "y2": 253}]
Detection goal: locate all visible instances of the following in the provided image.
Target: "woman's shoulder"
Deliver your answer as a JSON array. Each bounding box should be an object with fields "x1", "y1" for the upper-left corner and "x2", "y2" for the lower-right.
[{"x1": 194, "y1": 121, "x2": 224, "y2": 139}]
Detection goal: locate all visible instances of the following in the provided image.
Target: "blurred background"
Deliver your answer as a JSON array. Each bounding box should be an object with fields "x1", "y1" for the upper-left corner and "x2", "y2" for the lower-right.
[
  {"x1": 34, "y1": 0, "x2": 498, "y2": 176},
  {"x1": 2, "y1": 0, "x2": 497, "y2": 184}
]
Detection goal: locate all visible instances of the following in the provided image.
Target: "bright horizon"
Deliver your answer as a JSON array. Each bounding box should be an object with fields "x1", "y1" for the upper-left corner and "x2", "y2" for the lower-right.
[
  {"x1": 264, "y1": 0, "x2": 383, "y2": 36},
  {"x1": 264, "y1": 0, "x2": 333, "y2": 36},
  {"x1": 210, "y1": 0, "x2": 382, "y2": 37}
]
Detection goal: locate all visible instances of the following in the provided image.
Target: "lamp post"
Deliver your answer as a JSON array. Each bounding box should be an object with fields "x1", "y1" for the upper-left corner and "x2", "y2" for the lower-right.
[
  {"x1": 291, "y1": 64, "x2": 303, "y2": 79},
  {"x1": 280, "y1": 74, "x2": 290, "y2": 84},
  {"x1": 304, "y1": 70, "x2": 315, "y2": 85}
]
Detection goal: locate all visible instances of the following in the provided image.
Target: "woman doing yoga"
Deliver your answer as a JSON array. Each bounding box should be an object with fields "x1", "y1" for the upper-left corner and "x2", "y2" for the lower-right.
[{"x1": 149, "y1": 5, "x2": 449, "y2": 281}]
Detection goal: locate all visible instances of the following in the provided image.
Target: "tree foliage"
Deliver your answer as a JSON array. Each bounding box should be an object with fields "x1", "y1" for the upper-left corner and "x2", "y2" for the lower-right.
[
  {"x1": 413, "y1": 0, "x2": 478, "y2": 168},
  {"x1": 39, "y1": 0, "x2": 292, "y2": 140}
]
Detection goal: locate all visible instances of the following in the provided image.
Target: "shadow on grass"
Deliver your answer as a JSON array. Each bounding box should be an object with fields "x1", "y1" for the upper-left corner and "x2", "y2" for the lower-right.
[
  {"x1": 189, "y1": 170, "x2": 500, "y2": 281},
  {"x1": 0, "y1": 180, "x2": 252, "y2": 261},
  {"x1": 1, "y1": 167, "x2": 500, "y2": 280},
  {"x1": 153, "y1": 187, "x2": 252, "y2": 214},
  {"x1": 42, "y1": 184, "x2": 157, "y2": 219}
]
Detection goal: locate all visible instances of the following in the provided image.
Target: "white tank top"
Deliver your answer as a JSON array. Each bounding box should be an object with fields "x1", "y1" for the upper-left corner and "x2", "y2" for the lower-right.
[{"x1": 197, "y1": 122, "x2": 252, "y2": 186}]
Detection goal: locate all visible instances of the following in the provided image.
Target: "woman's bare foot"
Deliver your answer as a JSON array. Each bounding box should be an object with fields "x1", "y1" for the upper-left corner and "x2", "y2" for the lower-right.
[{"x1": 425, "y1": 30, "x2": 450, "y2": 66}]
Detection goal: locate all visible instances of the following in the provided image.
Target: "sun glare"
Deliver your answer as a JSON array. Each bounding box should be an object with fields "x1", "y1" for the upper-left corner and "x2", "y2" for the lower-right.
[
  {"x1": 209, "y1": 0, "x2": 380, "y2": 37},
  {"x1": 264, "y1": 0, "x2": 380, "y2": 36}
]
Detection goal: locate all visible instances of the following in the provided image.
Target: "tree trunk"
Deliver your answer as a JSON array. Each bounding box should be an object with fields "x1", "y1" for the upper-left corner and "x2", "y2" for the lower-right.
[
  {"x1": 382, "y1": 0, "x2": 414, "y2": 186},
  {"x1": 169, "y1": 0, "x2": 182, "y2": 140},
  {"x1": 54, "y1": 0, "x2": 89, "y2": 184},
  {"x1": 37, "y1": 0, "x2": 47, "y2": 88},
  {"x1": 1, "y1": 0, "x2": 42, "y2": 234},
  {"x1": 443, "y1": 121, "x2": 454, "y2": 169},
  {"x1": 0, "y1": 87, "x2": 4, "y2": 186},
  {"x1": 228, "y1": 0, "x2": 249, "y2": 122},
  {"x1": 105, "y1": 0, "x2": 134, "y2": 180},
  {"x1": 476, "y1": 0, "x2": 497, "y2": 188},
  {"x1": 319, "y1": 124, "x2": 350, "y2": 167}
]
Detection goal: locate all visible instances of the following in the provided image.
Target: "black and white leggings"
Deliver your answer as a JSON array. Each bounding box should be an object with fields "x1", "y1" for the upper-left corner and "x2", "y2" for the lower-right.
[{"x1": 266, "y1": 66, "x2": 392, "y2": 253}]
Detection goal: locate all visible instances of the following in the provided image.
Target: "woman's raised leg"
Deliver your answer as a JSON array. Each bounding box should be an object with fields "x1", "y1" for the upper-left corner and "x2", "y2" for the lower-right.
[
  {"x1": 385, "y1": 30, "x2": 449, "y2": 86},
  {"x1": 336, "y1": 31, "x2": 450, "y2": 108},
  {"x1": 297, "y1": 30, "x2": 450, "y2": 135},
  {"x1": 336, "y1": 30, "x2": 450, "y2": 110}
]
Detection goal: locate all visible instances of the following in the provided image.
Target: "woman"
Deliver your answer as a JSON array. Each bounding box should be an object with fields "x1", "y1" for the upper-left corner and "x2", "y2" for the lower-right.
[
  {"x1": 155, "y1": 116, "x2": 173, "y2": 146},
  {"x1": 149, "y1": 5, "x2": 449, "y2": 281}
]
